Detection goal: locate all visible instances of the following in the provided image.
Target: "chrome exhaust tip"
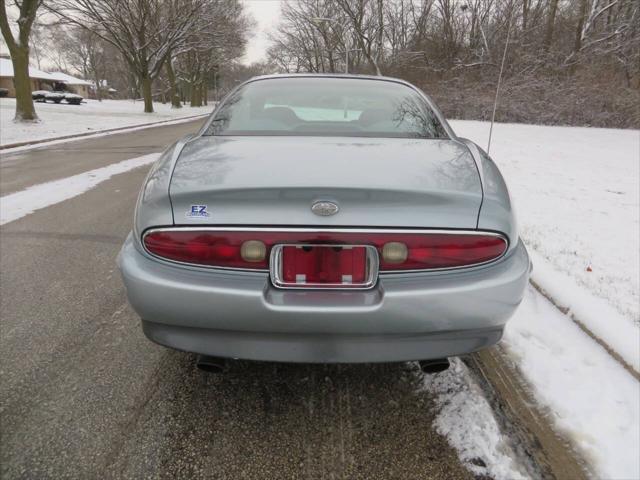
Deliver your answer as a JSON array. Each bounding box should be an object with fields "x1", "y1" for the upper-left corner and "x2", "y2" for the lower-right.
[
  {"x1": 196, "y1": 355, "x2": 226, "y2": 373},
  {"x1": 418, "y1": 358, "x2": 450, "y2": 374}
]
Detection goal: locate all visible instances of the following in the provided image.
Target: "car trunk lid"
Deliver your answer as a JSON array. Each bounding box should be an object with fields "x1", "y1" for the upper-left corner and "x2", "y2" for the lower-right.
[{"x1": 169, "y1": 136, "x2": 481, "y2": 228}]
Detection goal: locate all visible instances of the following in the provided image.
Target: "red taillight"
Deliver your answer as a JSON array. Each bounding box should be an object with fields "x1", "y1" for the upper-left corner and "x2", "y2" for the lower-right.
[
  {"x1": 143, "y1": 231, "x2": 270, "y2": 269},
  {"x1": 143, "y1": 229, "x2": 507, "y2": 271},
  {"x1": 375, "y1": 234, "x2": 507, "y2": 270}
]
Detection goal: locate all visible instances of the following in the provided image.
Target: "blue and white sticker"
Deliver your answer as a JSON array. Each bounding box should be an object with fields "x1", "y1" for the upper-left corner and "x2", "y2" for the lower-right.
[{"x1": 186, "y1": 205, "x2": 210, "y2": 218}]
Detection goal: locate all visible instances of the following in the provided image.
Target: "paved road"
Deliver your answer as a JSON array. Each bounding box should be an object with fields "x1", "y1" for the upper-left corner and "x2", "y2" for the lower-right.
[
  {"x1": 0, "y1": 121, "x2": 475, "y2": 479},
  {"x1": 0, "y1": 120, "x2": 202, "y2": 195}
]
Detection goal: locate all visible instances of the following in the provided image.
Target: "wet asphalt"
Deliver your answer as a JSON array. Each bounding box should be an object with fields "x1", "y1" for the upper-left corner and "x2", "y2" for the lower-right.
[{"x1": 0, "y1": 120, "x2": 475, "y2": 479}]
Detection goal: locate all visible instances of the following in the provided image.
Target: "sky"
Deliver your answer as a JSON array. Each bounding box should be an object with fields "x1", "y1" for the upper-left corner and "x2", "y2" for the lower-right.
[{"x1": 241, "y1": 0, "x2": 282, "y2": 65}]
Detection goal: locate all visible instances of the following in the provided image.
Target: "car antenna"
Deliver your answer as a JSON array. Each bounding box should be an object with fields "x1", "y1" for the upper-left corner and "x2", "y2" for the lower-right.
[{"x1": 487, "y1": 6, "x2": 514, "y2": 155}]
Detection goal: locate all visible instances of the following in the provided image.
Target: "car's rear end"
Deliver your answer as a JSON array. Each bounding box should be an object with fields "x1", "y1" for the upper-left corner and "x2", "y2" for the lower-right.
[{"x1": 118, "y1": 75, "x2": 530, "y2": 364}]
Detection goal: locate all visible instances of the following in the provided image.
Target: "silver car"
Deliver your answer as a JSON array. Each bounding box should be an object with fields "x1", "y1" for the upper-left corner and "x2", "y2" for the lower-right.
[{"x1": 118, "y1": 74, "x2": 530, "y2": 371}]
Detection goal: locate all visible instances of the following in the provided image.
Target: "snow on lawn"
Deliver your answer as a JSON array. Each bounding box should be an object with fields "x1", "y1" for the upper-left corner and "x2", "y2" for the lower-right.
[
  {"x1": 451, "y1": 121, "x2": 640, "y2": 339},
  {"x1": 446, "y1": 121, "x2": 640, "y2": 478},
  {"x1": 0, "y1": 98, "x2": 211, "y2": 146},
  {"x1": 528, "y1": 248, "x2": 639, "y2": 372},
  {"x1": 504, "y1": 286, "x2": 640, "y2": 479},
  {"x1": 425, "y1": 288, "x2": 640, "y2": 480}
]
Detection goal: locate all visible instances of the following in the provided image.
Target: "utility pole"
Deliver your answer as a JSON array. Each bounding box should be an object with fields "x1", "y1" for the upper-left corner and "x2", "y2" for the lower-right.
[{"x1": 343, "y1": 48, "x2": 363, "y2": 73}]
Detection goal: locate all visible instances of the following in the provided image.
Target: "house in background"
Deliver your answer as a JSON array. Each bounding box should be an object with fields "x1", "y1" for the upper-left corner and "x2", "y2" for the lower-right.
[
  {"x1": 0, "y1": 56, "x2": 57, "y2": 97},
  {"x1": 0, "y1": 55, "x2": 94, "y2": 99}
]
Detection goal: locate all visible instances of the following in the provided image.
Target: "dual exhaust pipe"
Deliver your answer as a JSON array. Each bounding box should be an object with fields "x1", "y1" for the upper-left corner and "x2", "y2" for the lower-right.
[
  {"x1": 196, "y1": 355, "x2": 450, "y2": 374},
  {"x1": 196, "y1": 355, "x2": 226, "y2": 373},
  {"x1": 418, "y1": 358, "x2": 450, "y2": 374}
]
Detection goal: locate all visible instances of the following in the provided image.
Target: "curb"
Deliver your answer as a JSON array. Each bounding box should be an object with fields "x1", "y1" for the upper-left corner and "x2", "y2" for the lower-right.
[
  {"x1": 466, "y1": 348, "x2": 591, "y2": 479},
  {"x1": 0, "y1": 113, "x2": 208, "y2": 151},
  {"x1": 529, "y1": 279, "x2": 640, "y2": 380}
]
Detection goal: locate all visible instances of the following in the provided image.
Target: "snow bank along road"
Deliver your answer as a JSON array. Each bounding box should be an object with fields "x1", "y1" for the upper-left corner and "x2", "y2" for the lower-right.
[
  {"x1": 0, "y1": 97, "x2": 212, "y2": 148},
  {"x1": 1, "y1": 119, "x2": 638, "y2": 479}
]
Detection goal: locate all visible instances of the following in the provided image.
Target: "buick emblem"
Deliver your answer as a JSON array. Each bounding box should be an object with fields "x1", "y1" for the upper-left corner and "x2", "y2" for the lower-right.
[{"x1": 311, "y1": 201, "x2": 339, "y2": 216}]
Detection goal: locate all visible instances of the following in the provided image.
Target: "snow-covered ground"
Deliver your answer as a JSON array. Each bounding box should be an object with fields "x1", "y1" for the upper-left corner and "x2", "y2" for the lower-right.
[
  {"x1": 429, "y1": 287, "x2": 639, "y2": 480},
  {"x1": 0, "y1": 98, "x2": 211, "y2": 146},
  {"x1": 452, "y1": 121, "x2": 640, "y2": 364},
  {"x1": 439, "y1": 120, "x2": 640, "y2": 479},
  {"x1": 505, "y1": 286, "x2": 639, "y2": 479}
]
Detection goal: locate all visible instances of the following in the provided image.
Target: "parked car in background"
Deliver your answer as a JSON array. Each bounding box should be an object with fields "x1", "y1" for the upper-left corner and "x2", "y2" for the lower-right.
[
  {"x1": 44, "y1": 92, "x2": 65, "y2": 104},
  {"x1": 0, "y1": 88, "x2": 8, "y2": 97},
  {"x1": 64, "y1": 93, "x2": 83, "y2": 105},
  {"x1": 118, "y1": 74, "x2": 531, "y2": 373},
  {"x1": 31, "y1": 90, "x2": 84, "y2": 105},
  {"x1": 32, "y1": 90, "x2": 49, "y2": 102}
]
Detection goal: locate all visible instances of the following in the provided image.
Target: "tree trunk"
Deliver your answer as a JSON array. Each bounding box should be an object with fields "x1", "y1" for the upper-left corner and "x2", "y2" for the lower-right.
[
  {"x1": 11, "y1": 49, "x2": 38, "y2": 121},
  {"x1": 165, "y1": 57, "x2": 181, "y2": 108},
  {"x1": 0, "y1": 0, "x2": 40, "y2": 122},
  {"x1": 573, "y1": 0, "x2": 588, "y2": 54},
  {"x1": 543, "y1": 0, "x2": 559, "y2": 52},
  {"x1": 201, "y1": 80, "x2": 207, "y2": 106},
  {"x1": 190, "y1": 82, "x2": 201, "y2": 107},
  {"x1": 141, "y1": 74, "x2": 154, "y2": 113},
  {"x1": 376, "y1": 0, "x2": 384, "y2": 69}
]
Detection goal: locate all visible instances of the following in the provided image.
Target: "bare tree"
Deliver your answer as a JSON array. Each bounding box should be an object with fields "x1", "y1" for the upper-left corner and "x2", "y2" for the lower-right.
[
  {"x1": 332, "y1": 0, "x2": 384, "y2": 74},
  {"x1": 29, "y1": 18, "x2": 47, "y2": 69},
  {"x1": 0, "y1": 0, "x2": 42, "y2": 121},
  {"x1": 542, "y1": 0, "x2": 559, "y2": 51},
  {"x1": 48, "y1": 0, "x2": 207, "y2": 112},
  {"x1": 266, "y1": 0, "x2": 639, "y2": 128},
  {"x1": 50, "y1": 25, "x2": 108, "y2": 100},
  {"x1": 267, "y1": 0, "x2": 364, "y2": 74},
  {"x1": 174, "y1": 0, "x2": 250, "y2": 107},
  {"x1": 164, "y1": 51, "x2": 181, "y2": 108}
]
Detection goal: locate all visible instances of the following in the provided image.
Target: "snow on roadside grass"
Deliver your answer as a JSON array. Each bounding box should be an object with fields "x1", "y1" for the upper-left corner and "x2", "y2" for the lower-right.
[
  {"x1": 443, "y1": 121, "x2": 638, "y2": 479},
  {"x1": 529, "y1": 249, "x2": 639, "y2": 372},
  {"x1": 450, "y1": 120, "x2": 640, "y2": 329},
  {"x1": 421, "y1": 359, "x2": 529, "y2": 480},
  {"x1": 0, "y1": 116, "x2": 204, "y2": 156},
  {"x1": 0, "y1": 98, "x2": 210, "y2": 146},
  {"x1": 0, "y1": 153, "x2": 159, "y2": 225},
  {"x1": 504, "y1": 286, "x2": 640, "y2": 480}
]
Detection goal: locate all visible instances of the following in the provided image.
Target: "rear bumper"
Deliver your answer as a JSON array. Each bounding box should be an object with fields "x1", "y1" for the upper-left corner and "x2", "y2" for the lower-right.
[
  {"x1": 118, "y1": 234, "x2": 530, "y2": 363},
  {"x1": 143, "y1": 321, "x2": 504, "y2": 363}
]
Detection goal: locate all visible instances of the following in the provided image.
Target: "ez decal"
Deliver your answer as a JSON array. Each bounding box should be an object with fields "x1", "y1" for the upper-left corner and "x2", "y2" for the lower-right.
[{"x1": 186, "y1": 205, "x2": 210, "y2": 218}]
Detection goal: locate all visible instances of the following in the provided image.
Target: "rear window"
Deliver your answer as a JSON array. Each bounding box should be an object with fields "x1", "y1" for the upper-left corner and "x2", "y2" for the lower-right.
[{"x1": 204, "y1": 77, "x2": 448, "y2": 139}]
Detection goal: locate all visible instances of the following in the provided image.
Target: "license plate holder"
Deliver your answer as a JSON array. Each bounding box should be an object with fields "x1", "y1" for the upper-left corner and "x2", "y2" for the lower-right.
[{"x1": 270, "y1": 244, "x2": 378, "y2": 289}]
